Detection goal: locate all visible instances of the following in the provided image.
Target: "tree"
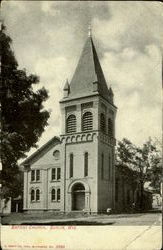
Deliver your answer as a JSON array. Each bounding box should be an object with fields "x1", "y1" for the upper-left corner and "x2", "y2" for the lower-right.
[
  {"x1": 115, "y1": 138, "x2": 139, "y2": 209},
  {"x1": 116, "y1": 137, "x2": 162, "y2": 211},
  {"x1": 0, "y1": 24, "x2": 50, "y2": 199},
  {"x1": 116, "y1": 138, "x2": 139, "y2": 184},
  {"x1": 134, "y1": 138, "x2": 160, "y2": 210},
  {"x1": 135, "y1": 138, "x2": 162, "y2": 194},
  {"x1": 148, "y1": 137, "x2": 162, "y2": 192},
  {"x1": 116, "y1": 138, "x2": 136, "y2": 168}
]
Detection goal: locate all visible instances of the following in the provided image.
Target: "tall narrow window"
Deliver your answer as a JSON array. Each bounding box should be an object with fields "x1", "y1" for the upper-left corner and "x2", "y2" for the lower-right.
[
  {"x1": 84, "y1": 152, "x2": 88, "y2": 177},
  {"x1": 108, "y1": 154, "x2": 112, "y2": 180},
  {"x1": 66, "y1": 114, "x2": 76, "y2": 133},
  {"x1": 36, "y1": 170, "x2": 40, "y2": 181},
  {"x1": 108, "y1": 118, "x2": 113, "y2": 137},
  {"x1": 57, "y1": 189, "x2": 61, "y2": 201},
  {"x1": 31, "y1": 189, "x2": 35, "y2": 201},
  {"x1": 31, "y1": 170, "x2": 35, "y2": 181},
  {"x1": 36, "y1": 189, "x2": 40, "y2": 201},
  {"x1": 57, "y1": 168, "x2": 61, "y2": 180},
  {"x1": 101, "y1": 153, "x2": 104, "y2": 179},
  {"x1": 100, "y1": 113, "x2": 106, "y2": 133},
  {"x1": 70, "y1": 153, "x2": 73, "y2": 178},
  {"x1": 52, "y1": 168, "x2": 56, "y2": 180},
  {"x1": 51, "y1": 188, "x2": 56, "y2": 201},
  {"x1": 82, "y1": 112, "x2": 93, "y2": 131}
]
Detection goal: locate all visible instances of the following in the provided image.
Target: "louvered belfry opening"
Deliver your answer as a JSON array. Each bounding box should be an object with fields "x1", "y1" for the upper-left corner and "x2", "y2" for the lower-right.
[
  {"x1": 100, "y1": 113, "x2": 106, "y2": 133},
  {"x1": 108, "y1": 118, "x2": 113, "y2": 137},
  {"x1": 66, "y1": 114, "x2": 76, "y2": 133},
  {"x1": 82, "y1": 112, "x2": 93, "y2": 131}
]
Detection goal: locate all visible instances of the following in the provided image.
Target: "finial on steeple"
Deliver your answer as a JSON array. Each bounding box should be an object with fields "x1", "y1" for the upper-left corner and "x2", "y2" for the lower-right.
[
  {"x1": 63, "y1": 79, "x2": 70, "y2": 98},
  {"x1": 63, "y1": 79, "x2": 69, "y2": 90},
  {"x1": 109, "y1": 86, "x2": 113, "y2": 95},
  {"x1": 109, "y1": 86, "x2": 114, "y2": 103},
  {"x1": 0, "y1": 16, "x2": 3, "y2": 30},
  {"x1": 88, "y1": 24, "x2": 92, "y2": 38},
  {"x1": 0, "y1": 0, "x2": 3, "y2": 31}
]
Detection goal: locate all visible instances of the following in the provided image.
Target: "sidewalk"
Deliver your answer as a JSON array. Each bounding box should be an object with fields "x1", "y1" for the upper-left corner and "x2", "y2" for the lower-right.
[{"x1": 1, "y1": 211, "x2": 161, "y2": 226}]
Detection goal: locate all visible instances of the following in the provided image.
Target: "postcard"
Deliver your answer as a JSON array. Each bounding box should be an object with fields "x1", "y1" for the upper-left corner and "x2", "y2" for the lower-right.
[{"x1": 0, "y1": 1, "x2": 162, "y2": 250}]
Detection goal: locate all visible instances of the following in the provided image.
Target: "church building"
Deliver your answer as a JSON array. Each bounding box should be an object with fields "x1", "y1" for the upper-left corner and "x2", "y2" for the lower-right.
[{"x1": 22, "y1": 32, "x2": 117, "y2": 213}]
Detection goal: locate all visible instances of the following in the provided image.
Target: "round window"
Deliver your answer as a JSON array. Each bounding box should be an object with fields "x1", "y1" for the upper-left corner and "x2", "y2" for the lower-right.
[{"x1": 53, "y1": 150, "x2": 60, "y2": 160}]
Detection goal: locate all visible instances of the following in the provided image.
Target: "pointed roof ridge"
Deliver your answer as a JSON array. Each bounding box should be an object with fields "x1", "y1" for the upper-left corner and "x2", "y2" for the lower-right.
[
  {"x1": 109, "y1": 86, "x2": 114, "y2": 95},
  {"x1": 90, "y1": 38, "x2": 111, "y2": 100},
  {"x1": 63, "y1": 36, "x2": 112, "y2": 103},
  {"x1": 88, "y1": 24, "x2": 92, "y2": 38},
  {"x1": 20, "y1": 136, "x2": 60, "y2": 167},
  {"x1": 63, "y1": 79, "x2": 69, "y2": 90}
]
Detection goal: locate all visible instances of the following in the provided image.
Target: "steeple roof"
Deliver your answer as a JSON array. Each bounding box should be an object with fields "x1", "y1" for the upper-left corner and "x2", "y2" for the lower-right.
[{"x1": 62, "y1": 36, "x2": 113, "y2": 103}]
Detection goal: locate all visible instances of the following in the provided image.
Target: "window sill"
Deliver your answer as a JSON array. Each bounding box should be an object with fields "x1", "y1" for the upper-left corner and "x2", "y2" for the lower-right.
[
  {"x1": 31, "y1": 201, "x2": 40, "y2": 203},
  {"x1": 30, "y1": 181, "x2": 41, "y2": 184},
  {"x1": 51, "y1": 200, "x2": 61, "y2": 203},
  {"x1": 50, "y1": 180, "x2": 61, "y2": 183}
]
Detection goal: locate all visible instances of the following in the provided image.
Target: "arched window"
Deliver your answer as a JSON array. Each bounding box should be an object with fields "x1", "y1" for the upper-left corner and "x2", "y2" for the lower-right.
[
  {"x1": 108, "y1": 118, "x2": 113, "y2": 137},
  {"x1": 57, "y1": 189, "x2": 61, "y2": 201},
  {"x1": 70, "y1": 153, "x2": 73, "y2": 178},
  {"x1": 36, "y1": 189, "x2": 40, "y2": 201},
  {"x1": 100, "y1": 113, "x2": 106, "y2": 133},
  {"x1": 84, "y1": 152, "x2": 88, "y2": 177},
  {"x1": 31, "y1": 189, "x2": 35, "y2": 202},
  {"x1": 82, "y1": 112, "x2": 93, "y2": 131},
  {"x1": 72, "y1": 183, "x2": 85, "y2": 192},
  {"x1": 51, "y1": 188, "x2": 56, "y2": 201},
  {"x1": 53, "y1": 150, "x2": 60, "y2": 160},
  {"x1": 66, "y1": 114, "x2": 76, "y2": 133}
]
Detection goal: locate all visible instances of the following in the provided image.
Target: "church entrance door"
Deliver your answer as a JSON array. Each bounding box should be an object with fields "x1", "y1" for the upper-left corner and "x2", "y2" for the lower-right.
[{"x1": 72, "y1": 183, "x2": 85, "y2": 211}]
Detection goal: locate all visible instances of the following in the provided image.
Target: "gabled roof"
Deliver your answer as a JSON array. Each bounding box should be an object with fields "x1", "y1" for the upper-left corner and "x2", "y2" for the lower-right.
[
  {"x1": 61, "y1": 36, "x2": 112, "y2": 103},
  {"x1": 20, "y1": 136, "x2": 60, "y2": 167}
]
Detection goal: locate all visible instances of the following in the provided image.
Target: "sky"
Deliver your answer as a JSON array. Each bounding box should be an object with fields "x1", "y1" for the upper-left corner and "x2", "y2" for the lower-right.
[{"x1": 2, "y1": 1, "x2": 163, "y2": 157}]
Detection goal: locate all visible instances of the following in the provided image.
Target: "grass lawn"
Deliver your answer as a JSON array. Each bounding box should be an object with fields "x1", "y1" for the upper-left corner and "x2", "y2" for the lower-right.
[{"x1": 1, "y1": 210, "x2": 161, "y2": 225}]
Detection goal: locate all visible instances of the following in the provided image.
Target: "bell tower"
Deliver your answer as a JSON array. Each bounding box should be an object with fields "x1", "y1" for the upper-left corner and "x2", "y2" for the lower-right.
[{"x1": 60, "y1": 30, "x2": 117, "y2": 213}]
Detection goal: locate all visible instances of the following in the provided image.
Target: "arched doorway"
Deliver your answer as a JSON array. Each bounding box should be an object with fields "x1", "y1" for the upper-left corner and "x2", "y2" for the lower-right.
[{"x1": 72, "y1": 183, "x2": 85, "y2": 211}]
